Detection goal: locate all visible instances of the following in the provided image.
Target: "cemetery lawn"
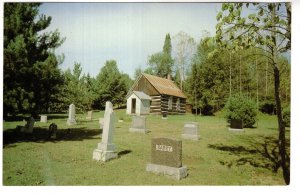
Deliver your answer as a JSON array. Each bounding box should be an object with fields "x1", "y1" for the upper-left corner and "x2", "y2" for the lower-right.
[{"x1": 2, "y1": 110, "x2": 290, "y2": 185}]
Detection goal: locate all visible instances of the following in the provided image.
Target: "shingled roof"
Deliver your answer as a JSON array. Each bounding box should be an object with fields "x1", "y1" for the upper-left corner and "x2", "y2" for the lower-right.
[{"x1": 140, "y1": 73, "x2": 186, "y2": 98}]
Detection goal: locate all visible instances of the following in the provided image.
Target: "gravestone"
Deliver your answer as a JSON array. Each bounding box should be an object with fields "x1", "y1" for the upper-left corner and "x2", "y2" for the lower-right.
[
  {"x1": 129, "y1": 116, "x2": 149, "y2": 133},
  {"x1": 229, "y1": 119, "x2": 244, "y2": 132},
  {"x1": 93, "y1": 101, "x2": 118, "y2": 162},
  {"x1": 21, "y1": 117, "x2": 35, "y2": 133},
  {"x1": 67, "y1": 104, "x2": 76, "y2": 125},
  {"x1": 162, "y1": 112, "x2": 168, "y2": 119},
  {"x1": 86, "y1": 111, "x2": 93, "y2": 121},
  {"x1": 182, "y1": 122, "x2": 200, "y2": 140},
  {"x1": 49, "y1": 123, "x2": 58, "y2": 139},
  {"x1": 146, "y1": 138, "x2": 187, "y2": 180},
  {"x1": 40, "y1": 115, "x2": 47, "y2": 123},
  {"x1": 99, "y1": 117, "x2": 104, "y2": 129}
]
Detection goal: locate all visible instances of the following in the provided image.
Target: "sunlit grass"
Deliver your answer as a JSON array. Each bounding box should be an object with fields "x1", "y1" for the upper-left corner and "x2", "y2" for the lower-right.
[{"x1": 2, "y1": 110, "x2": 289, "y2": 185}]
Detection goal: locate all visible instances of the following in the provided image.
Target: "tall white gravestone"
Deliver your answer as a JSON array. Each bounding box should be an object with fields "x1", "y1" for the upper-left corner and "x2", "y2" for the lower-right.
[
  {"x1": 99, "y1": 117, "x2": 104, "y2": 129},
  {"x1": 67, "y1": 104, "x2": 76, "y2": 125},
  {"x1": 93, "y1": 101, "x2": 118, "y2": 162},
  {"x1": 86, "y1": 111, "x2": 93, "y2": 121}
]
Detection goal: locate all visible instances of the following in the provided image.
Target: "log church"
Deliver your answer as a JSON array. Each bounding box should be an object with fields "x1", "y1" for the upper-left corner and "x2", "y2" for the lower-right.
[{"x1": 126, "y1": 73, "x2": 186, "y2": 115}]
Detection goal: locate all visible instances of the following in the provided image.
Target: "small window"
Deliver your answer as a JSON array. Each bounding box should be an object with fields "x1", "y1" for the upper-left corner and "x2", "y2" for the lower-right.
[
  {"x1": 176, "y1": 98, "x2": 180, "y2": 111},
  {"x1": 168, "y1": 96, "x2": 173, "y2": 110}
]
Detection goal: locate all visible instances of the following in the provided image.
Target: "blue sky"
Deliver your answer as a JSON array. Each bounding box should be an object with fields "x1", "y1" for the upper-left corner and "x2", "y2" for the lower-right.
[{"x1": 39, "y1": 3, "x2": 221, "y2": 79}]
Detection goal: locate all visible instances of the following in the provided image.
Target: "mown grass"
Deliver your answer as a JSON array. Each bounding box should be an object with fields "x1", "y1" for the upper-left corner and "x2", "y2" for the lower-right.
[{"x1": 2, "y1": 110, "x2": 290, "y2": 185}]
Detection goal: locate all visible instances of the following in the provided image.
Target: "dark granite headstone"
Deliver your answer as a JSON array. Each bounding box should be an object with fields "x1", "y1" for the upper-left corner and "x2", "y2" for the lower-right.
[
  {"x1": 162, "y1": 112, "x2": 167, "y2": 118},
  {"x1": 151, "y1": 138, "x2": 182, "y2": 168},
  {"x1": 49, "y1": 123, "x2": 58, "y2": 139},
  {"x1": 230, "y1": 119, "x2": 243, "y2": 129}
]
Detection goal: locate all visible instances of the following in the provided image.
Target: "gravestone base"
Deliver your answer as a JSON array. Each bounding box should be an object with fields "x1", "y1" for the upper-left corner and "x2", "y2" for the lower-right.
[
  {"x1": 86, "y1": 117, "x2": 92, "y2": 121},
  {"x1": 50, "y1": 134, "x2": 57, "y2": 139},
  {"x1": 129, "y1": 127, "x2": 149, "y2": 133},
  {"x1": 228, "y1": 128, "x2": 244, "y2": 132},
  {"x1": 146, "y1": 163, "x2": 187, "y2": 180},
  {"x1": 181, "y1": 134, "x2": 200, "y2": 141},
  {"x1": 93, "y1": 149, "x2": 118, "y2": 162},
  {"x1": 67, "y1": 119, "x2": 76, "y2": 126},
  {"x1": 20, "y1": 127, "x2": 33, "y2": 133}
]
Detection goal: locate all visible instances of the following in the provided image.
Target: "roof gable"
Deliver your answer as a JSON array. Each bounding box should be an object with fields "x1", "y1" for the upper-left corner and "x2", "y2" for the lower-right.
[{"x1": 142, "y1": 73, "x2": 186, "y2": 98}]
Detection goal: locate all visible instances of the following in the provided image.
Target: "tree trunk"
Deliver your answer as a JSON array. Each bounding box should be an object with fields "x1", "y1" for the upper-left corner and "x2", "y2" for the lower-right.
[
  {"x1": 229, "y1": 52, "x2": 232, "y2": 96},
  {"x1": 274, "y1": 66, "x2": 290, "y2": 185}
]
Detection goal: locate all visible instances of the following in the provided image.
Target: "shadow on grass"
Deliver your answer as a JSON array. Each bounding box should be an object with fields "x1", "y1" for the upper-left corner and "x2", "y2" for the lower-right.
[
  {"x1": 208, "y1": 136, "x2": 290, "y2": 173},
  {"x1": 118, "y1": 150, "x2": 132, "y2": 158},
  {"x1": 3, "y1": 127, "x2": 102, "y2": 148}
]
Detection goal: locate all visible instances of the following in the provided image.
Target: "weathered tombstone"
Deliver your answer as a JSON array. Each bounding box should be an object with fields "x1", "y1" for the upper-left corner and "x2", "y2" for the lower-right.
[
  {"x1": 182, "y1": 122, "x2": 200, "y2": 140},
  {"x1": 21, "y1": 117, "x2": 35, "y2": 133},
  {"x1": 229, "y1": 119, "x2": 244, "y2": 132},
  {"x1": 93, "y1": 101, "x2": 118, "y2": 162},
  {"x1": 67, "y1": 104, "x2": 76, "y2": 125},
  {"x1": 49, "y1": 123, "x2": 58, "y2": 139},
  {"x1": 99, "y1": 117, "x2": 104, "y2": 129},
  {"x1": 162, "y1": 112, "x2": 168, "y2": 119},
  {"x1": 146, "y1": 138, "x2": 187, "y2": 180},
  {"x1": 40, "y1": 115, "x2": 47, "y2": 123},
  {"x1": 86, "y1": 111, "x2": 93, "y2": 121},
  {"x1": 129, "y1": 116, "x2": 149, "y2": 133}
]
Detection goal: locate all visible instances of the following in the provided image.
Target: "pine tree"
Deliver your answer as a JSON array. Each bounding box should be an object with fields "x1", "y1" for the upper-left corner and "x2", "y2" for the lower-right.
[
  {"x1": 93, "y1": 60, "x2": 131, "y2": 109},
  {"x1": 4, "y1": 3, "x2": 65, "y2": 117},
  {"x1": 148, "y1": 33, "x2": 174, "y2": 78}
]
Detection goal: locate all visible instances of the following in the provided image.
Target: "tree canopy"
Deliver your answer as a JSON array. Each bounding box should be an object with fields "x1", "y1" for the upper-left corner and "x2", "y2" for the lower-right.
[
  {"x1": 215, "y1": 2, "x2": 291, "y2": 184},
  {"x1": 148, "y1": 33, "x2": 174, "y2": 78},
  {"x1": 4, "y1": 3, "x2": 65, "y2": 117}
]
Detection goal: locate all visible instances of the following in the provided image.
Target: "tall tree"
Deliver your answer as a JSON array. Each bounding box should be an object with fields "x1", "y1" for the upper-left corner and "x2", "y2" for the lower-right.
[
  {"x1": 4, "y1": 3, "x2": 65, "y2": 117},
  {"x1": 173, "y1": 31, "x2": 196, "y2": 91},
  {"x1": 93, "y1": 60, "x2": 129, "y2": 109},
  {"x1": 148, "y1": 33, "x2": 174, "y2": 78},
  {"x1": 186, "y1": 37, "x2": 230, "y2": 115},
  {"x1": 55, "y1": 63, "x2": 94, "y2": 112},
  {"x1": 216, "y1": 2, "x2": 291, "y2": 184}
]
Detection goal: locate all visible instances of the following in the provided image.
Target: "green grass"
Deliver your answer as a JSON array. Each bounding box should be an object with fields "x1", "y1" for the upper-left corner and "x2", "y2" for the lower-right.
[{"x1": 2, "y1": 110, "x2": 290, "y2": 185}]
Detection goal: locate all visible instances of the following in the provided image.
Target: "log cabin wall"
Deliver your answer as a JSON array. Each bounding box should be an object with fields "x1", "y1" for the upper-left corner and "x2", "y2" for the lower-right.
[
  {"x1": 161, "y1": 94, "x2": 186, "y2": 115},
  {"x1": 150, "y1": 95, "x2": 161, "y2": 114}
]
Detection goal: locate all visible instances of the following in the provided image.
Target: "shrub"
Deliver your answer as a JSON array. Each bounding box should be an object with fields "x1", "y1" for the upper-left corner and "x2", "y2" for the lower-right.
[
  {"x1": 259, "y1": 100, "x2": 276, "y2": 115},
  {"x1": 224, "y1": 93, "x2": 258, "y2": 128},
  {"x1": 282, "y1": 106, "x2": 290, "y2": 127}
]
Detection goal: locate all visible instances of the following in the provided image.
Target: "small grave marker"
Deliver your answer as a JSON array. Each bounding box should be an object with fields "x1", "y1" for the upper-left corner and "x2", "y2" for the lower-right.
[
  {"x1": 229, "y1": 119, "x2": 244, "y2": 132},
  {"x1": 182, "y1": 122, "x2": 200, "y2": 140},
  {"x1": 129, "y1": 116, "x2": 149, "y2": 133},
  {"x1": 40, "y1": 115, "x2": 47, "y2": 123}
]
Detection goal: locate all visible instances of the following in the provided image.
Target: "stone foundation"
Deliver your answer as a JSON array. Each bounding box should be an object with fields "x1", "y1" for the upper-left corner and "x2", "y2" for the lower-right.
[
  {"x1": 93, "y1": 149, "x2": 118, "y2": 162},
  {"x1": 129, "y1": 127, "x2": 149, "y2": 133},
  {"x1": 146, "y1": 163, "x2": 187, "y2": 180},
  {"x1": 181, "y1": 134, "x2": 200, "y2": 141},
  {"x1": 228, "y1": 128, "x2": 244, "y2": 132}
]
